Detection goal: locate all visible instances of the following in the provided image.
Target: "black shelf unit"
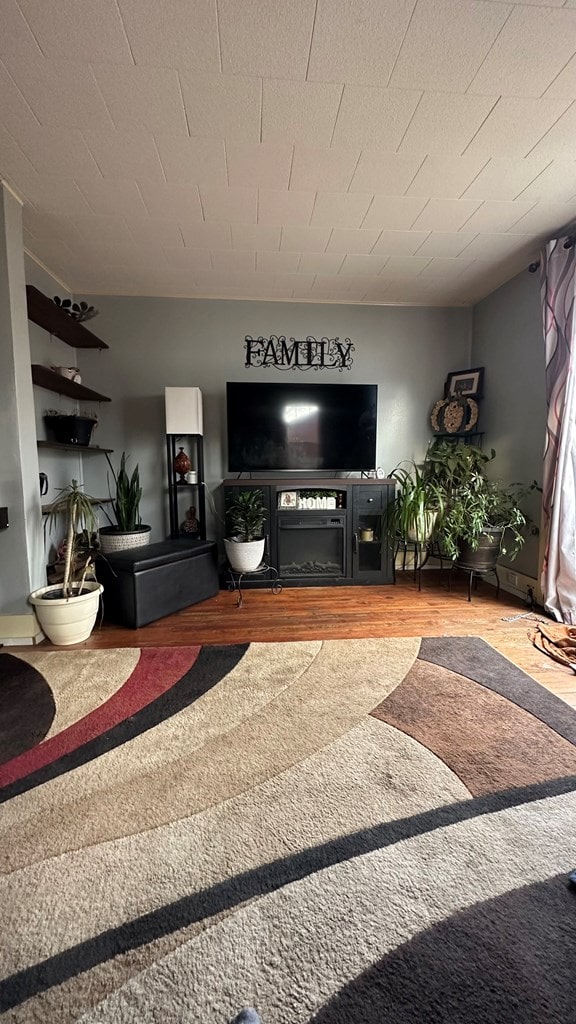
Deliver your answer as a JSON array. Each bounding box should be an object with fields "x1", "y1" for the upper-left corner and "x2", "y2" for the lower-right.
[
  {"x1": 166, "y1": 434, "x2": 206, "y2": 540},
  {"x1": 26, "y1": 285, "x2": 108, "y2": 350},
  {"x1": 31, "y1": 364, "x2": 111, "y2": 403},
  {"x1": 37, "y1": 440, "x2": 113, "y2": 454}
]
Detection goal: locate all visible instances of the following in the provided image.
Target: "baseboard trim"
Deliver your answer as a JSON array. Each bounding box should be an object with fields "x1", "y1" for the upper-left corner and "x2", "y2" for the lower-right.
[{"x1": 0, "y1": 614, "x2": 44, "y2": 646}]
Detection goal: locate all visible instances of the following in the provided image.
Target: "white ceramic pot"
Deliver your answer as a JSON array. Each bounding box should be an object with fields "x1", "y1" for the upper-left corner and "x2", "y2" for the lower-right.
[
  {"x1": 99, "y1": 525, "x2": 151, "y2": 554},
  {"x1": 224, "y1": 537, "x2": 265, "y2": 573},
  {"x1": 407, "y1": 510, "x2": 438, "y2": 543},
  {"x1": 29, "y1": 581, "x2": 103, "y2": 645}
]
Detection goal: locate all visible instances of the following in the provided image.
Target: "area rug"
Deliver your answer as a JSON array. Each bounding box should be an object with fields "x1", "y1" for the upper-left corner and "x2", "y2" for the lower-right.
[{"x1": 1, "y1": 638, "x2": 575, "y2": 1024}]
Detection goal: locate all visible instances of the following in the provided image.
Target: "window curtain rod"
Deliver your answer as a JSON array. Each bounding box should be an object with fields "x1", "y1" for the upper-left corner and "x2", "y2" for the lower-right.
[{"x1": 528, "y1": 235, "x2": 576, "y2": 273}]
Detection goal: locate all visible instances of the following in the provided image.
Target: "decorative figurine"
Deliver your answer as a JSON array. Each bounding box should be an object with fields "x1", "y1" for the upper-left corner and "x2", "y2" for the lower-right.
[
  {"x1": 181, "y1": 505, "x2": 199, "y2": 535},
  {"x1": 173, "y1": 446, "x2": 191, "y2": 482}
]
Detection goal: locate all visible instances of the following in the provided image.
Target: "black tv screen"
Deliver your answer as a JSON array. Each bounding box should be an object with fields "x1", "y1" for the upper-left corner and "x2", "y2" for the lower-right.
[{"x1": 226, "y1": 381, "x2": 377, "y2": 472}]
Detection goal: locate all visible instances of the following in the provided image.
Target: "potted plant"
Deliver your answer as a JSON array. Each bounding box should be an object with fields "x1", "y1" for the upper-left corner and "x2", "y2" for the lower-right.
[
  {"x1": 385, "y1": 460, "x2": 445, "y2": 544},
  {"x1": 224, "y1": 489, "x2": 267, "y2": 572},
  {"x1": 44, "y1": 408, "x2": 98, "y2": 446},
  {"x1": 29, "y1": 479, "x2": 104, "y2": 645},
  {"x1": 99, "y1": 451, "x2": 151, "y2": 553},
  {"x1": 424, "y1": 440, "x2": 527, "y2": 569}
]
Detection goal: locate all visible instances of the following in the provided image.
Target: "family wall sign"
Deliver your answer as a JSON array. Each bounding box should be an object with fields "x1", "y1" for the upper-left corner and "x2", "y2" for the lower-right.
[{"x1": 244, "y1": 335, "x2": 354, "y2": 371}]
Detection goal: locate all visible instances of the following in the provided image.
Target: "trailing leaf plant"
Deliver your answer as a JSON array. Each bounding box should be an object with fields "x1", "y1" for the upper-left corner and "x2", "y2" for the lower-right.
[{"x1": 385, "y1": 461, "x2": 445, "y2": 543}]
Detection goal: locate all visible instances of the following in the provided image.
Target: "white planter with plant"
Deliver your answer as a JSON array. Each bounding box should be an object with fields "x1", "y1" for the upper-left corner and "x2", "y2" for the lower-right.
[
  {"x1": 29, "y1": 479, "x2": 103, "y2": 645},
  {"x1": 386, "y1": 461, "x2": 445, "y2": 545},
  {"x1": 99, "y1": 451, "x2": 151, "y2": 554},
  {"x1": 224, "y1": 489, "x2": 267, "y2": 573}
]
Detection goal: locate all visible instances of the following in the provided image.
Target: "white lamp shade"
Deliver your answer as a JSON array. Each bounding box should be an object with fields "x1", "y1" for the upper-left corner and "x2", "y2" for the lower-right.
[{"x1": 165, "y1": 387, "x2": 203, "y2": 435}]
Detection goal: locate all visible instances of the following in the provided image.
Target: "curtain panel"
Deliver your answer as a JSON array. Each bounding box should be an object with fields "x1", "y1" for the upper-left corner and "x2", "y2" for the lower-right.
[{"x1": 540, "y1": 237, "x2": 576, "y2": 624}]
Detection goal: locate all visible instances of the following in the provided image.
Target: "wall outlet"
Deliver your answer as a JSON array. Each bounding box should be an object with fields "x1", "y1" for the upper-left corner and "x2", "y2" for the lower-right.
[{"x1": 506, "y1": 570, "x2": 519, "y2": 588}]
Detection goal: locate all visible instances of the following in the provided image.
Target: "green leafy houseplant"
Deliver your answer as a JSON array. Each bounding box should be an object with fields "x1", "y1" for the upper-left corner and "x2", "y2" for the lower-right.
[
  {"x1": 225, "y1": 489, "x2": 267, "y2": 541},
  {"x1": 424, "y1": 440, "x2": 527, "y2": 562},
  {"x1": 386, "y1": 461, "x2": 445, "y2": 544},
  {"x1": 44, "y1": 479, "x2": 101, "y2": 598},
  {"x1": 103, "y1": 451, "x2": 142, "y2": 531}
]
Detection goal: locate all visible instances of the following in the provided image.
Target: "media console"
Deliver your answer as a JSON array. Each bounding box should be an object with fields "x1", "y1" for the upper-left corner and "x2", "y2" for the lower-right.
[{"x1": 223, "y1": 477, "x2": 395, "y2": 587}]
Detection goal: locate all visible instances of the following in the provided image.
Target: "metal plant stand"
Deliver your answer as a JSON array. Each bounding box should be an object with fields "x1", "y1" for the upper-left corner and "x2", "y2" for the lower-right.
[
  {"x1": 449, "y1": 564, "x2": 500, "y2": 602},
  {"x1": 226, "y1": 562, "x2": 282, "y2": 607}
]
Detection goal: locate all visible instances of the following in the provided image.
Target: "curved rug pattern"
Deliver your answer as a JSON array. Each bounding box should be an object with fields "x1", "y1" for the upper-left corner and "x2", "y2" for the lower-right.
[{"x1": 0, "y1": 637, "x2": 574, "y2": 1023}]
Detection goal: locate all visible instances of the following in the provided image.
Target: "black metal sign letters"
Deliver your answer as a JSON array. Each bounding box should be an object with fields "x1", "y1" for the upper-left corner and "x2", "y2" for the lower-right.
[{"x1": 244, "y1": 335, "x2": 354, "y2": 371}]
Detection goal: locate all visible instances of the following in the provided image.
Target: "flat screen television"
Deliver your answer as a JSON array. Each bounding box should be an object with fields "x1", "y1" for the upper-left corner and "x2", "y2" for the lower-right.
[{"x1": 226, "y1": 381, "x2": 377, "y2": 472}]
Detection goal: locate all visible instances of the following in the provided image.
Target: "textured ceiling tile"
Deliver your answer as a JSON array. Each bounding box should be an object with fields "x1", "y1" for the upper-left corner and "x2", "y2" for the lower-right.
[
  {"x1": 469, "y1": 7, "x2": 576, "y2": 98},
  {"x1": 200, "y1": 186, "x2": 258, "y2": 224},
  {"x1": 0, "y1": 125, "x2": 41, "y2": 198},
  {"x1": 515, "y1": 161, "x2": 576, "y2": 203},
  {"x1": 413, "y1": 232, "x2": 478, "y2": 257},
  {"x1": 181, "y1": 222, "x2": 232, "y2": 248},
  {"x1": 311, "y1": 274, "x2": 369, "y2": 295},
  {"x1": 289, "y1": 144, "x2": 360, "y2": 192},
  {"x1": 257, "y1": 251, "x2": 301, "y2": 274},
  {"x1": 389, "y1": 0, "x2": 509, "y2": 92},
  {"x1": 528, "y1": 104, "x2": 576, "y2": 162},
  {"x1": 117, "y1": 0, "x2": 219, "y2": 71},
  {"x1": 231, "y1": 224, "x2": 281, "y2": 250},
  {"x1": 297, "y1": 251, "x2": 344, "y2": 274},
  {"x1": 544, "y1": 53, "x2": 576, "y2": 100},
  {"x1": 127, "y1": 218, "x2": 184, "y2": 246},
  {"x1": 464, "y1": 97, "x2": 571, "y2": 158},
  {"x1": 406, "y1": 154, "x2": 489, "y2": 199},
  {"x1": 332, "y1": 86, "x2": 420, "y2": 149},
  {"x1": 226, "y1": 142, "x2": 293, "y2": 190},
  {"x1": 419, "y1": 256, "x2": 477, "y2": 278},
  {"x1": 371, "y1": 229, "x2": 430, "y2": 255},
  {"x1": 457, "y1": 232, "x2": 536, "y2": 259},
  {"x1": 461, "y1": 156, "x2": 552, "y2": 201},
  {"x1": 349, "y1": 151, "x2": 423, "y2": 194},
  {"x1": 307, "y1": 0, "x2": 416, "y2": 87},
  {"x1": 459, "y1": 200, "x2": 535, "y2": 233},
  {"x1": 338, "y1": 253, "x2": 387, "y2": 275},
  {"x1": 7, "y1": 58, "x2": 114, "y2": 131},
  {"x1": 262, "y1": 80, "x2": 342, "y2": 145},
  {"x1": 154, "y1": 136, "x2": 227, "y2": 187},
  {"x1": 179, "y1": 73, "x2": 261, "y2": 141},
  {"x1": 13, "y1": 124, "x2": 102, "y2": 179},
  {"x1": 23, "y1": 177, "x2": 93, "y2": 216},
  {"x1": 76, "y1": 179, "x2": 150, "y2": 219},
  {"x1": 361, "y1": 195, "x2": 428, "y2": 230},
  {"x1": 379, "y1": 256, "x2": 432, "y2": 277},
  {"x1": 311, "y1": 192, "x2": 372, "y2": 228},
  {"x1": 0, "y1": 59, "x2": 41, "y2": 135},
  {"x1": 92, "y1": 65, "x2": 188, "y2": 135},
  {"x1": 82, "y1": 129, "x2": 165, "y2": 181},
  {"x1": 280, "y1": 225, "x2": 331, "y2": 251},
  {"x1": 507, "y1": 201, "x2": 576, "y2": 235},
  {"x1": 258, "y1": 189, "x2": 316, "y2": 226},
  {"x1": 218, "y1": 0, "x2": 316, "y2": 78},
  {"x1": 399, "y1": 94, "x2": 497, "y2": 157},
  {"x1": 162, "y1": 247, "x2": 212, "y2": 270},
  {"x1": 23, "y1": 208, "x2": 82, "y2": 246},
  {"x1": 18, "y1": 0, "x2": 134, "y2": 64},
  {"x1": 325, "y1": 228, "x2": 381, "y2": 253},
  {"x1": 412, "y1": 198, "x2": 482, "y2": 231},
  {"x1": 138, "y1": 181, "x2": 203, "y2": 221},
  {"x1": 211, "y1": 250, "x2": 256, "y2": 273},
  {"x1": 0, "y1": 0, "x2": 44, "y2": 65},
  {"x1": 70, "y1": 214, "x2": 132, "y2": 246}
]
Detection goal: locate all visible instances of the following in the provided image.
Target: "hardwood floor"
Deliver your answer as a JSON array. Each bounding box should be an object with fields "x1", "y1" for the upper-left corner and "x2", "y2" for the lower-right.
[{"x1": 39, "y1": 570, "x2": 576, "y2": 710}]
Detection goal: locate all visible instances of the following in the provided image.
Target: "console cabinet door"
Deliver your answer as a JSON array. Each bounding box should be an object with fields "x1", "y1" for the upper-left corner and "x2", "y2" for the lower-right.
[{"x1": 351, "y1": 484, "x2": 394, "y2": 583}]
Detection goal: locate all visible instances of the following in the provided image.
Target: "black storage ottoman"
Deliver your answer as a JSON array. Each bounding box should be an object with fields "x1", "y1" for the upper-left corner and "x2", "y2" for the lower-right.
[{"x1": 96, "y1": 538, "x2": 218, "y2": 628}]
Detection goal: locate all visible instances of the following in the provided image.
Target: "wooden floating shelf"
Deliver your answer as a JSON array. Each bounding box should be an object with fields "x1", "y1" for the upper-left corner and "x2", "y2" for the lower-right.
[
  {"x1": 31, "y1": 364, "x2": 111, "y2": 403},
  {"x1": 26, "y1": 286, "x2": 108, "y2": 350},
  {"x1": 37, "y1": 440, "x2": 113, "y2": 454}
]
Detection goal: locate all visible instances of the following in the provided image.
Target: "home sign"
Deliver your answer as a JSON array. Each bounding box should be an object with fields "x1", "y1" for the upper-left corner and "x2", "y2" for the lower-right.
[{"x1": 244, "y1": 335, "x2": 354, "y2": 371}]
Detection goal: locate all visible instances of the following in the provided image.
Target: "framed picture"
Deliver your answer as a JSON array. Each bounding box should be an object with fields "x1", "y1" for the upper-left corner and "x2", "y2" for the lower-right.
[
  {"x1": 278, "y1": 491, "x2": 297, "y2": 508},
  {"x1": 445, "y1": 366, "x2": 484, "y2": 397}
]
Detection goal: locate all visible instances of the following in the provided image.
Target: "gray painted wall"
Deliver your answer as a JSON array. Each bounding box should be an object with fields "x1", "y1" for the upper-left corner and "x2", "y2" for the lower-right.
[
  {"x1": 471, "y1": 270, "x2": 545, "y2": 578},
  {"x1": 79, "y1": 297, "x2": 472, "y2": 540}
]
